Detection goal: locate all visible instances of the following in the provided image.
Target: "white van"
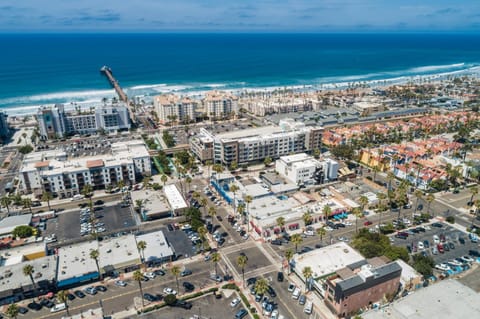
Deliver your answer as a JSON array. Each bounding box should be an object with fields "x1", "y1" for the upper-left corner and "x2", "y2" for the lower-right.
[
  {"x1": 292, "y1": 287, "x2": 301, "y2": 300},
  {"x1": 71, "y1": 194, "x2": 84, "y2": 201},
  {"x1": 51, "y1": 303, "x2": 66, "y2": 312},
  {"x1": 304, "y1": 300, "x2": 313, "y2": 314}
]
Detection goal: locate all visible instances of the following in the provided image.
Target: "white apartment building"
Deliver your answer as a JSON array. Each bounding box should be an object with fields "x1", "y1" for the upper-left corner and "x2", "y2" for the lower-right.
[
  {"x1": 36, "y1": 104, "x2": 130, "y2": 139},
  {"x1": 204, "y1": 91, "x2": 238, "y2": 119},
  {"x1": 153, "y1": 94, "x2": 197, "y2": 124},
  {"x1": 275, "y1": 153, "x2": 338, "y2": 186},
  {"x1": 191, "y1": 121, "x2": 322, "y2": 166},
  {"x1": 19, "y1": 140, "x2": 151, "y2": 198}
]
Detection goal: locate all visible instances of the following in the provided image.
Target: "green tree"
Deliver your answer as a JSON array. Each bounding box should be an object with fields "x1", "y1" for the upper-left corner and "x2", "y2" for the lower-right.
[
  {"x1": 254, "y1": 278, "x2": 269, "y2": 295},
  {"x1": 208, "y1": 206, "x2": 216, "y2": 220},
  {"x1": 133, "y1": 270, "x2": 145, "y2": 307},
  {"x1": 302, "y1": 266, "x2": 313, "y2": 291},
  {"x1": 302, "y1": 212, "x2": 313, "y2": 226},
  {"x1": 82, "y1": 184, "x2": 93, "y2": 206},
  {"x1": 211, "y1": 252, "x2": 221, "y2": 277},
  {"x1": 469, "y1": 186, "x2": 478, "y2": 205},
  {"x1": 57, "y1": 290, "x2": 70, "y2": 316},
  {"x1": 212, "y1": 164, "x2": 224, "y2": 174},
  {"x1": 359, "y1": 195, "x2": 369, "y2": 212},
  {"x1": 22, "y1": 264, "x2": 36, "y2": 301},
  {"x1": 137, "y1": 240, "x2": 147, "y2": 268},
  {"x1": 316, "y1": 226, "x2": 326, "y2": 244},
  {"x1": 197, "y1": 226, "x2": 208, "y2": 251},
  {"x1": 276, "y1": 216, "x2": 285, "y2": 232},
  {"x1": 1, "y1": 196, "x2": 12, "y2": 213},
  {"x1": 135, "y1": 199, "x2": 144, "y2": 213},
  {"x1": 6, "y1": 303, "x2": 19, "y2": 319},
  {"x1": 185, "y1": 176, "x2": 192, "y2": 193},
  {"x1": 352, "y1": 207, "x2": 363, "y2": 233},
  {"x1": 411, "y1": 254, "x2": 435, "y2": 277},
  {"x1": 323, "y1": 205, "x2": 332, "y2": 222},
  {"x1": 164, "y1": 293, "x2": 177, "y2": 306},
  {"x1": 22, "y1": 198, "x2": 33, "y2": 214},
  {"x1": 200, "y1": 197, "x2": 208, "y2": 216},
  {"x1": 244, "y1": 195, "x2": 253, "y2": 231},
  {"x1": 41, "y1": 192, "x2": 53, "y2": 210},
  {"x1": 230, "y1": 184, "x2": 239, "y2": 215},
  {"x1": 161, "y1": 174, "x2": 168, "y2": 186},
  {"x1": 237, "y1": 255, "x2": 248, "y2": 287},
  {"x1": 426, "y1": 194, "x2": 435, "y2": 217},
  {"x1": 264, "y1": 156, "x2": 273, "y2": 167},
  {"x1": 291, "y1": 234, "x2": 303, "y2": 253},
  {"x1": 89, "y1": 249, "x2": 102, "y2": 280},
  {"x1": 285, "y1": 249, "x2": 294, "y2": 274},
  {"x1": 171, "y1": 265, "x2": 181, "y2": 293},
  {"x1": 12, "y1": 225, "x2": 34, "y2": 238}
]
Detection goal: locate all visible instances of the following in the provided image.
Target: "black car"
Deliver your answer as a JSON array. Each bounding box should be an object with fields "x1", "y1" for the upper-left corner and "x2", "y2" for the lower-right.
[
  {"x1": 431, "y1": 222, "x2": 443, "y2": 228},
  {"x1": 300, "y1": 246, "x2": 313, "y2": 254},
  {"x1": 174, "y1": 300, "x2": 193, "y2": 309},
  {"x1": 267, "y1": 286, "x2": 277, "y2": 298},
  {"x1": 67, "y1": 293, "x2": 76, "y2": 301},
  {"x1": 217, "y1": 215, "x2": 223, "y2": 221},
  {"x1": 154, "y1": 269, "x2": 166, "y2": 276},
  {"x1": 207, "y1": 224, "x2": 213, "y2": 233},
  {"x1": 143, "y1": 293, "x2": 158, "y2": 302},
  {"x1": 469, "y1": 249, "x2": 480, "y2": 257},
  {"x1": 336, "y1": 223, "x2": 346, "y2": 228},
  {"x1": 74, "y1": 290, "x2": 86, "y2": 298},
  {"x1": 239, "y1": 230, "x2": 246, "y2": 236},
  {"x1": 277, "y1": 272, "x2": 284, "y2": 282},
  {"x1": 96, "y1": 285, "x2": 107, "y2": 292},
  {"x1": 271, "y1": 239, "x2": 282, "y2": 245},
  {"x1": 218, "y1": 238, "x2": 225, "y2": 245},
  {"x1": 40, "y1": 299, "x2": 54, "y2": 308},
  {"x1": 27, "y1": 302, "x2": 42, "y2": 311},
  {"x1": 183, "y1": 281, "x2": 195, "y2": 291},
  {"x1": 94, "y1": 200, "x2": 104, "y2": 205},
  {"x1": 167, "y1": 224, "x2": 174, "y2": 231},
  {"x1": 448, "y1": 242, "x2": 455, "y2": 249},
  {"x1": 18, "y1": 307, "x2": 28, "y2": 314},
  {"x1": 459, "y1": 237, "x2": 466, "y2": 244},
  {"x1": 247, "y1": 277, "x2": 257, "y2": 286}
]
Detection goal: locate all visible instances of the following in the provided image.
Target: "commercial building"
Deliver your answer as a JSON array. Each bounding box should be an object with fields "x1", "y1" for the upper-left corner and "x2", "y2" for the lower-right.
[
  {"x1": 204, "y1": 91, "x2": 238, "y2": 119},
  {"x1": 275, "y1": 153, "x2": 338, "y2": 186},
  {"x1": 164, "y1": 184, "x2": 188, "y2": 216},
  {"x1": 191, "y1": 121, "x2": 322, "y2": 166},
  {"x1": 0, "y1": 214, "x2": 32, "y2": 236},
  {"x1": 153, "y1": 94, "x2": 197, "y2": 124},
  {"x1": 135, "y1": 230, "x2": 175, "y2": 266},
  {"x1": 36, "y1": 103, "x2": 130, "y2": 139},
  {"x1": 19, "y1": 140, "x2": 151, "y2": 197}
]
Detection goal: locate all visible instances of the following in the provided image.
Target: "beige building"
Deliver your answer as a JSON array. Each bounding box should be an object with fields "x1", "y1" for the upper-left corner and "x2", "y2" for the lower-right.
[
  {"x1": 204, "y1": 91, "x2": 238, "y2": 119},
  {"x1": 154, "y1": 94, "x2": 197, "y2": 124}
]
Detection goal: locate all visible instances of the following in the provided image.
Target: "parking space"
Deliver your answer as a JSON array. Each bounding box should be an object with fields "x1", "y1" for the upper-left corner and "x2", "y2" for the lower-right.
[
  {"x1": 390, "y1": 222, "x2": 480, "y2": 265},
  {"x1": 225, "y1": 246, "x2": 272, "y2": 275},
  {"x1": 162, "y1": 226, "x2": 197, "y2": 259}
]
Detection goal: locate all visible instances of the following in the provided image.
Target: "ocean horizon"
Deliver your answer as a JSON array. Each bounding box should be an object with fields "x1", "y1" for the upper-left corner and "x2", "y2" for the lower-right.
[{"x1": 1, "y1": 32, "x2": 480, "y2": 116}]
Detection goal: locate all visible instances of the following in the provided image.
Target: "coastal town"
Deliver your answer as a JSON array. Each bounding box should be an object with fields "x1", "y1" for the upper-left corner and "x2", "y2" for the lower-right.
[{"x1": 0, "y1": 74, "x2": 480, "y2": 319}]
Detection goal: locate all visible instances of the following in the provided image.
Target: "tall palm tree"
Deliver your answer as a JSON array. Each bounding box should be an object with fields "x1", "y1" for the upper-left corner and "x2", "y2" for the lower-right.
[
  {"x1": 359, "y1": 195, "x2": 369, "y2": 213},
  {"x1": 413, "y1": 190, "x2": 423, "y2": 217},
  {"x1": 352, "y1": 207, "x2": 363, "y2": 233},
  {"x1": 185, "y1": 176, "x2": 192, "y2": 193},
  {"x1": 302, "y1": 266, "x2": 313, "y2": 291},
  {"x1": 200, "y1": 197, "x2": 208, "y2": 216},
  {"x1": 230, "y1": 184, "x2": 239, "y2": 215},
  {"x1": 469, "y1": 186, "x2": 478, "y2": 205},
  {"x1": 22, "y1": 198, "x2": 33, "y2": 214},
  {"x1": 285, "y1": 249, "x2": 294, "y2": 274},
  {"x1": 316, "y1": 227, "x2": 326, "y2": 244},
  {"x1": 237, "y1": 255, "x2": 248, "y2": 286},
  {"x1": 137, "y1": 240, "x2": 147, "y2": 268},
  {"x1": 426, "y1": 194, "x2": 435, "y2": 217},
  {"x1": 197, "y1": 226, "x2": 208, "y2": 251},
  {"x1": 89, "y1": 249, "x2": 102, "y2": 280},
  {"x1": 170, "y1": 265, "x2": 181, "y2": 293},
  {"x1": 291, "y1": 234, "x2": 303, "y2": 253},
  {"x1": 41, "y1": 192, "x2": 53, "y2": 210},
  {"x1": 376, "y1": 192, "x2": 387, "y2": 225},
  {"x1": 22, "y1": 265, "x2": 36, "y2": 300},
  {"x1": 237, "y1": 205, "x2": 246, "y2": 224},
  {"x1": 323, "y1": 205, "x2": 332, "y2": 223},
  {"x1": 244, "y1": 195, "x2": 253, "y2": 231},
  {"x1": 161, "y1": 174, "x2": 168, "y2": 186},
  {"x1": 57, "y1": 290, "x2": 70, "y2": 316},
  {"x1": 302, "y1": 212, "x2": 312, "y2": 226},
  {"x1": 208, "y1": 206, "x2": 216, "y2": 221},
  {"x1": 254, "y1": 278, "x2": 269, "y2": 295},
  {"x1": 133, "y1": 270, "x2": 145, "y2": 307},
  {"x1": 372, "y1": 165, "x2": 380, "y2": 182},
  {"x1": 276, "y1": 216, "x2": 285, "y2": 234},
  {"x1": 211, "y1": 252, "x2": 221, "y2": 277},
  {"x1": 0, "y1": 196, "x2": 12, "y2": 213},
  {"x1": 6, "y1": 303, "x2": 19, "y2": 319},
  {"x1": 82, "y1": 184, "x2": 93, "y2": 206},
  {"x1": 205, "y1": 160, "x2": 213, "y2": 178}
]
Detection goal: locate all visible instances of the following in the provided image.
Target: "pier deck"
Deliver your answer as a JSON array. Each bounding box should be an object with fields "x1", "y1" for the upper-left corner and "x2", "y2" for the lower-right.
[{"x1": 100, "y1": 66, "x2": 136, "y2": 123}]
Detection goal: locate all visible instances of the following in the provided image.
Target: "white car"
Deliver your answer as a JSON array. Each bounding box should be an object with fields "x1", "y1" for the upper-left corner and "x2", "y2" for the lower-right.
[
  {"x1": 230, "y1": 297, "x2": 241, "y2": 307},
  {"x1": 433, "y1": 235, "x2": 440, "y2": 244},
  {"x1": 417, "y1": 241, "x2": 424, "y2": 250},
  {"x1": 344, "y1": 221, "x2": 353, "y2": 226},
  {"x1": 144, "y1": 272, "x2": 156, "y2": 279},
  {"x1": 163, "y1": 287, "x2": 177, "y2": 295},
  {"x1": 461, "y1": 255, "x2": 474, "y2": 263},
  {"x1": 115, "y1": 280, "x2": 127, "y2": 287},
  {"x1": 287, "y1": 283, "x2": 296, "y2": 292},
  {"x1": 435, "y1": 264, "x2": 451, "y2": 271}
]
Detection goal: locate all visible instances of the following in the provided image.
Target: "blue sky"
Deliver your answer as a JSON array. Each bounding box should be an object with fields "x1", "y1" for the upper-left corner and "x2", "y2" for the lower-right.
[{"x1": 0, "y1": 0, "x2": 479, "y2": 32}]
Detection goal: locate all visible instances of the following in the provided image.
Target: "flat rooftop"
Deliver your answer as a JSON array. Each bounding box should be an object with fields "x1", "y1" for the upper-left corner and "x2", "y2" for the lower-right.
[
  {"x1": 0, "y1": 214, "x2": 32, "y2": 235},
  {"x1": 57, "y1": 241, "x2": 98, "y2": 282},
  {"x1": 164, "y1": 184, "x2": 187, "y2": 210},
  {"x1": 294, "y1": 242, "x2": 365, "y2": 279},
  {"x1": 131, "y1": 190, "x2": 170, "y2": 216},
  {"x1": 215, "y1": 126, "x2": 283, "y2": 140},
  {"x1": 249, "y1": 196, "x2": 300, "y2": 220},
  {"x1": 98, "y1": 234, "x2": 140, "y2": 272},
  {"x1": 363, "y1": 279, "x2": 480, "y2": 319},
  {"x1": 136, "y1": 230, "x2": 175, "y2": 262}
]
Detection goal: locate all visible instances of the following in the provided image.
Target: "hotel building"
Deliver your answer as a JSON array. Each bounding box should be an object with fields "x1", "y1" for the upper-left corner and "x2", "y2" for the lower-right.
[
  {"x1": 203, "y1": 91, "x2": 239, "y2": 119},
  {"x1": 153, "y1": 94, "x2": 197, "y2": 124}
]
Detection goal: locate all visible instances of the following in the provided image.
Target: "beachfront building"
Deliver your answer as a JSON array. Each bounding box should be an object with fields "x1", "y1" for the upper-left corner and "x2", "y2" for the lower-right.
[
  {"x1": 203, "y1": 90, "x2": 239, "y2": 119},
  {"x1": 36, "y1": 103, "x2": 130, "y2": 139},
  {"x1": 18, "y1": 140, "x2": 151, "y2": 198},
  {"x1": 0, "y1": 111, "x2": 10, "y2": 140},
  {"x1": 153, "y1": 94, "x2": 197, "y2": 125},
  {"x1": 275, "y1": 153, "x2": 338, "y2": 186},
  {"x1": 191, "y1": 121, "x2": 322, "y2": 166}
]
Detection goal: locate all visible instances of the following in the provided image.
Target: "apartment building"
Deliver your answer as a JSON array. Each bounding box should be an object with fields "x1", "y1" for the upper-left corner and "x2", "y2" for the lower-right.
[
  {"x1": 0, "y1": 111, "x2": 10, "y2": 140},
  {"x1": 190, "y1": 129, "x2": 214, "y2": 162},
  {"x1": 191, "y1": 121, "x2": 322, "y2": 166},
  {"x1": 153, "y1": 94, "x2": 197, "y2": 124},
  {"x1": 204, "y1": 91, "x2": 238, "y2": 119},
  {"x1": 19, "y1": 140, "x2": 151, "y2": 198},
  {"x1": 36, "y1": 103, "x2": 130, "y2": 139},
  {"x1": 275, "y1": 153, "x2": 338, "y2": 186}
]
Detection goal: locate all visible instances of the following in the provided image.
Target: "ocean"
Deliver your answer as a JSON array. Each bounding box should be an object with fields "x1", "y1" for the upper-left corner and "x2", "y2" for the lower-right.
[{"x1": 1, "y1": 33, "x2": 480, "y2": 116}]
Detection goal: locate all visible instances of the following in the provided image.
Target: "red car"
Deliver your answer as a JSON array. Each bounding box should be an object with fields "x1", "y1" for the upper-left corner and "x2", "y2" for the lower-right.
[
  {"x1": 364, "y1": 221, "x2": 373, "y2": 226},
  {"x1": 437, "y1": 243, "x2": 444, "y2": 253}
]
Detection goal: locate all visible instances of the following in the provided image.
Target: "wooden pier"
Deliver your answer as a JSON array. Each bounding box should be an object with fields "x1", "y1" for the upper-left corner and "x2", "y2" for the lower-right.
[{"x1": 100, "y1": 66, "x2": 136, "y2": 123}]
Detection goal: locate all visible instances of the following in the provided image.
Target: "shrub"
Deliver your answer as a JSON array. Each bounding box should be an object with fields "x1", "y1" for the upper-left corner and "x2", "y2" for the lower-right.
[
  {"x1": 12, "y1": 225, "x2": 34, "y2": 238},
  {"x1": 164, "y1": 294, "x2": 177, "y2": 306},
  {"x1": 446, "y1": 216, "x2": 455, "y2": 224},
  {"x1": 222, "y1": 283, "x2": 239, "y2": 290}
]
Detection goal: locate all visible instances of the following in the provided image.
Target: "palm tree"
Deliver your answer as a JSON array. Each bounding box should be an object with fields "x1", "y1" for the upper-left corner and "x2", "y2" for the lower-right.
[
  {"x1": 200, "y1": 197, "x2": 208, "y2": 216},
  {"x1": 22, "y1": 265, "x2": 36, "y2": 300},
  {"x1": 211, "y1": 252, "x2": 221, "y2": 277},
  {"x1": 135, "y1": 199, "x2": 144, "y2": 213},
  {"x1": 276, "y1": 216, "x2": 285, "y2": 233},
  {"x1": 237, "y1": 255, "x2": 248, "y2": 286},
  {"x1": 244, "y1": 195, "x2": 253, "y2": 231},
  {"x1": 161, "y1": 174, "x2": 168, "y2": 186},
  {"x1": 237, "y1": 205, "x2": 246, "y2": 224},
  {"x1": 376, "y1": 192, "x2": 387, "y2": 225},
  {"x1": 137, "y1": 240, "x2": 147, "y2": 268},
  {"x1": 302, "y1": 266, "x2": 313, "y2": 291},
  {"x1": 57, "y1": 290, "x2": 70, "y2": 316},
  {"x1": 302, "y1": 212, "x2": 312, "y2": 226},
  {"x1": 133, "y1": 270, "x2": 145, "y2": 307},
  {"x1": 197, "y1": 226, "x2": 208, "y2": 251},
  {"x1": 82, "y1": 184, "x2": 93, "y2": 206},
  {"x1": 41, "y1": 192, "x2": 53, "y2": 210},
  {"x1": 22, "y1": 198, "x2": 33, "y2": 214},
  {"x1": 359, "y1": 195, "x2": 369, "y2": 213},
  {"x1": 0, "y1": 196, "x2": 12, "y2": 213},
  {"x1": 285, "y1": 249, "x2": 294, "y2": 274},
  {"x1": 212, "y1": 164, "x2": 224, "y2": 175},
  {"x1": 386, "y1": 172, "x2": 395, "y2": 190},
  {"x1": 254, "y1": 278, "x2": 269, "y2": 295},
  {"x1": 426, "y1": 194, "x2": 435, "y2": 217},
  {"x1": 230, "y1": 184, "x2": 239, "y2": 215},
  {"x1": 316, "y1": 227, "x2": 326, "y2": 244},
  {"x1": 170, "y1": 265, "x2": 181, "y2": 293},
  {"x1": 469, "y1": 186, "x2": 478, "y2": 205},
  {"x1": 264, "y1": 156, "x2": 273, "y2": 167},
  {"x1": 185, "y1": 176, "x2": 192, "y2": 193},
  {"x1": 208, "y1": 206, "x2": 216, "y2": 221},
  {"x1": 413, "y1": 190, "x2": 423, "y2": 217},
  {"x1": 205, "y1": 160, "x2": 213, "y2": 178},
  {"x1": 6, "y1": 303, "x2": 19, "y2": 319},
  {"x1": 352, "y1": 207, "x2": 363, "y2": 233},
  {"x1": 291, "y1": 234, "x2": 303, "y2": 253},
  {"x1": 323, "y1": 205, "x2": 332, "y2": 223},
  {"x1": 372, "y1": 165, "x2": 380, "y2": 182},
  {"x1": 89, "y1": 249, "x2": 102, "y2": 280}
]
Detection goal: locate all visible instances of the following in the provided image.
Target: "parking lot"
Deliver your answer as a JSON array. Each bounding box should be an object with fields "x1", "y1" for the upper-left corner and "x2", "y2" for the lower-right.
[
  {"x1": 45, "y1": 203, "x2": 136, "y2": 241},
  {"x1": 390, "y1": 222, "x2": 480, "y2": 265},
  {"x1": 162, "y1": 226, "x2": 197, "y2": 259}
]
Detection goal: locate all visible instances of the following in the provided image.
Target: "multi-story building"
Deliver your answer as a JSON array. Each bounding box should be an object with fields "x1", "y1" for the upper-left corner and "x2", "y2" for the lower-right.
[
  {"x1": 190, "y1": 129, "x2": 214, "y2": 162},
  {"x1": 0, "y1": 111, "x2": 10, "y2": 140},
  {"x1": 324, "y1": 259, "x2": 402, "y2": 317},
  {"x1": 275, "y1": 153, "x2": 338, "y2": 186},
  {"x1": 191, "y1": 121, "x2": 322, "y2": 166},
  {"x1": 19, "y1": 140, "x2": 151, "y2": 198},
  {"x1": 36, "y1": 103, "x2": 130, "y2": 139},
  {"x1": 153, "y1": 94, "x2": 197, "y2": 124},
  {"x1": 203, "y1": 91, "x2": 238, "y2": 119}
]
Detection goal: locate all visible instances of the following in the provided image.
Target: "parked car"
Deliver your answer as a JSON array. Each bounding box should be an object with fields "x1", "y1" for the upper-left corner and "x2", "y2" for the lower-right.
[
  {"x1": 74, "y1": 290, "x2": 86, "y2": 298},
  {"x1": 183, "y1": 281, "x2": 195, "y2": 291},
  {"x1": 83, "y1": 287, "x2": 97, "y2": 295},
  {"x1": 144, "y1": 272, "x2": 156, "y2": 279},
  {"x1": 143, "y1": 293, "x2": 159, "y2": 302},
  {"x1": 163, "y1": 287, "x2": 177, "y2": 295},
  {"x1": 180, "y1": 269, "x2": 192, "y2": 277},
  {"x1": 230, "y1": 297, "x2": 241, "y2": 307},
  {"x1": 27, "y1": 302, "x2": 42, "y2": 311},
  {"x1": 277, "y1": 272, "x2": 284, "y2": 282},
  {"x1": 115, "y1": 280, "x2": 127, "y2": 287},
  {"x1": 96, "y1": 285, "x2": 107, "y2": 292},
  {"x1": 234, "y1": 309, "x2": 248, "y2": 319},
  {"x1": 364, "y1": 220, "x2": 373, "y2": 226},
  {"x1": 154, "y1": 269, "x2": 166, "y2": 276},
  {"x1": 299, "y1": 295, "x2": 307, "y2": 305}
]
